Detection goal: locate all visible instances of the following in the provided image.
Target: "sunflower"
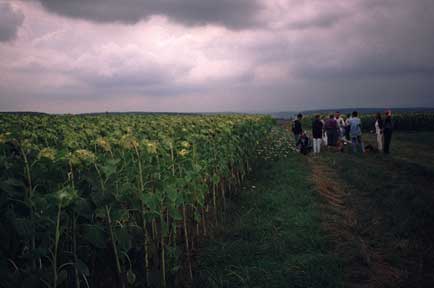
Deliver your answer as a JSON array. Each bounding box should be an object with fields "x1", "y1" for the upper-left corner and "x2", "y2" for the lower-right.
[
  {"x1": 39, "y1": 147, "x2": 57, "y2": 161},
  {"x1": 96, "y1": 137, "x2": 111, "y2": 152}
]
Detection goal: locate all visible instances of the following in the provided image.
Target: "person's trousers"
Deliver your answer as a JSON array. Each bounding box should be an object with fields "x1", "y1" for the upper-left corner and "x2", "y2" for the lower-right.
[
  {"x1": 351, "y1": 136, "x2": 365, "y2": 153},
  {"x1": 326, "y1": 131, "x2": 337, "y2": 146},
  {"x1": 384, "y1": 131, "x2": 392, "y2": 154},
  {"x1": 345, "y1": 127, "x2": 350, "y2": 141},
  {"x1": 376, "y1": 133, "x2": 383, "y2": 151},
  {"x1": 313, "y1": 138, "x2": 322, "y2": 153},
  {"x1": 294, "y1": 133, "x2": 301, "y2": 145}
]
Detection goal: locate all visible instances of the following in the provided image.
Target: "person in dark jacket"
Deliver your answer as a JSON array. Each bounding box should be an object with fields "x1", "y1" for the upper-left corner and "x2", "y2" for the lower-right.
[
  {"x1": 312, "y1": 114, "x2": 323, "y2": 154},
  {"x1": 383, "y1": 110, "x2": 393, "y2": 154},
  {"x1": 324, "y1": 114, "x2": 338, "y2": 146},
  {"x1": 292, "y1": 113, "x2": 303, "y2": 145}
]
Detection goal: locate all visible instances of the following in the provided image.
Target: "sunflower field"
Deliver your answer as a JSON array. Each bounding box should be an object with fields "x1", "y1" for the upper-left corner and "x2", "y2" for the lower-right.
[{"x1": 0, "y1": 114, "x2": 273, "y2": 288}]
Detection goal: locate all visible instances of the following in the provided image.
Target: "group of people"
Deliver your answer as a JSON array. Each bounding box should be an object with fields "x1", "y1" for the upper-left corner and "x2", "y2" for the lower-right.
[{"x1": 292, "y1": 110, "x2": 393, "y2": 155}]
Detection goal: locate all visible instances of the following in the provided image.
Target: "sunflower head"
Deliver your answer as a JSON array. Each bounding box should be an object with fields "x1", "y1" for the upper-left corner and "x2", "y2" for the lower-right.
[
  {"x1": 178, "y1": 149, "x2": 189, "y2": 157},
  {"x1": 0, "y1": 132, "x2": 11, "y2": 144},
  {"x1": 56, "y1": 186, "x2": 78, "y2": 207},
  {"x1": 96, "y1": 137, "x2": 111, "y2": 152},
  {"x1": 39, "y1": 147, "x2": 57, "y2": 161},
  {"x1": 69, "y1": 149, "x2": 96, "y2": 165},
  {"x1": 143, "y1": 140, "x2": 158, "y2": 154},
  {"x1": 120, "y1": 134, "x2": 139, "y2": 150},
  {"x1": 180, "y1": 141, "x2": 191, "y2": 148}
]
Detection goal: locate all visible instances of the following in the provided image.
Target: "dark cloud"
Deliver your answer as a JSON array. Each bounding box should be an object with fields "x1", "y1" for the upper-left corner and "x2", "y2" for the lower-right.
[
  {"x1": 288, "y1": 10, "x2": 348, "y2": 30},
  {"x1": 291, "y1": 0, "x2": 434, "y2": 80},
  {"x1": 36, "y1": 0, "x2": 262, "y2": 29},
  {"x1": 297, "y1": 57, "x2": 434, "y2": 80},
  {"x1": 2, "y1": 0, "x2": 434, "y2": 113},
  {"x1": 0, "y1": 3, "x2": 24, "y2": 42}
]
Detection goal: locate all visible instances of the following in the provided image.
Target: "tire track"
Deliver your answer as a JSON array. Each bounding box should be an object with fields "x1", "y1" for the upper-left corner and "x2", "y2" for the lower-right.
[{"x1": 309, "y1": 158, "x2": 401, "y2": 288}]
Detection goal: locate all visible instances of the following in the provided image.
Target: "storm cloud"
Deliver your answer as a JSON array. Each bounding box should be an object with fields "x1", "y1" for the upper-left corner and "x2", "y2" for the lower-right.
[
  {"x1": 35, "y1": 0, "x2": 263, "y2": 29},
  {"x1": 0, "y1": 2, "x2": 24, "y2": 42},
  {"x1": 1, "y1": 0, "x2": 434, "y2": 113}
]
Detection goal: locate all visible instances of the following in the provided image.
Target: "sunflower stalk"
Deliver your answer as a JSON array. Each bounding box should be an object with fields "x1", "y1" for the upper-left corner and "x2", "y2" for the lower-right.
[
  {"x1": 134, "y1": 147, "x2": 150, "y2": 287},
  {"x1": 94, "y1": 164, "x2": 124, "y2": 288}
]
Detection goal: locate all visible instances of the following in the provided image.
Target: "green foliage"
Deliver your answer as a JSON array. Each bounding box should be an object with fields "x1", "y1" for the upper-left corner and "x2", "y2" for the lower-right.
[{"x1": 0, "y1": 113, "x2": 273, "y2": 287}]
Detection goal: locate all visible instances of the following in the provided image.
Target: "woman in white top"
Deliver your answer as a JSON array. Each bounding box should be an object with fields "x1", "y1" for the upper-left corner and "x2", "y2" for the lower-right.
[
  {"x1": 335, "y1": 112, "x2": 346, "y2": 140},
  {"x1": 374, "y1": 113, "x2": 384, "y2": 151}
]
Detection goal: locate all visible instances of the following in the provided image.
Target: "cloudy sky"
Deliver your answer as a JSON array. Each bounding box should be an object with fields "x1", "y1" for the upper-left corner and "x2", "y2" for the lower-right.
[{"x1": 1, "y1": 0, "x2": 434, "y2": 113}]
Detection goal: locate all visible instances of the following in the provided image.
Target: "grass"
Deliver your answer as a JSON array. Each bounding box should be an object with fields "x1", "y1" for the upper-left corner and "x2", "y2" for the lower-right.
[
  {"x1": 193, "y1": 128, "x2": 343, "y2": 288},
  {"x1": 316, "y1": 132, "x2": 434, "y2": 287},
  {"x1": 194, "y1": 129, "x2": 434, "y2": 288}
]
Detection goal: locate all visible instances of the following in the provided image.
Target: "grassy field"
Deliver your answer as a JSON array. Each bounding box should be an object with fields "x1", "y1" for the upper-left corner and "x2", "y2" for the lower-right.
[
  {"x1": 194, "y1": 129, "x2": 434, "y2": 287},
  {"x1": 315, "y1": 132, "x2": 434, "y2": 287},
  {"x1": 193, "y1": 128, "x2": 343, "y2": 288}
]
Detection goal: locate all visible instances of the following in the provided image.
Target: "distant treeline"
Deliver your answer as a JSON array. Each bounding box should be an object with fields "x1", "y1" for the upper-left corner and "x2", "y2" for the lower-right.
[{"x1": 0, "y1": 111, "x2": 48, "y2": 115}]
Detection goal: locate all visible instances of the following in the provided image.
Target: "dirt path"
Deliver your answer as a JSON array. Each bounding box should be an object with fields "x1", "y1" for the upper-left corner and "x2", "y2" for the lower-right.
[{"x1": 308, "y1": 158, "x2": 401, "y2": 288}]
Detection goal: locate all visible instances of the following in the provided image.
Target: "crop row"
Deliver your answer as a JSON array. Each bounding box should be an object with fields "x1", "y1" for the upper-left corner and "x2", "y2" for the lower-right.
[{"x1": 0, "y1": 114, "x2": 273, "y2": 287}]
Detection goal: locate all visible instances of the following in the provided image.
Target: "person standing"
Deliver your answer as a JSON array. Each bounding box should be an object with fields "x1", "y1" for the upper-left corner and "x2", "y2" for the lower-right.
[
  {"x1": 312, "y1": 114, "x2": 323, "y2": 154},
  {"x1": 374, "y1": 113, "x2": 384, "y2": 151},
  {"x1": 324, "y1": 114, "x2": 338, "y2": 147},
  {"x1": 335, "y1": 111, "x2": 345, "y2": 141},
  {"x1": 321, "y1": 115, "x2": 328, "y2": 146},
  {"x1": 383, "y1": 110, "x2": 393, "y2": 154},
  {"x1": 292, "y1": 113, "x2": 303, "y2": 145},
  {"x1": 348, "y1": 111, "x2": 365, "y2": 153},
  {"x1": 344, "y1": 113, "x2": 351, "y2": 142}
]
